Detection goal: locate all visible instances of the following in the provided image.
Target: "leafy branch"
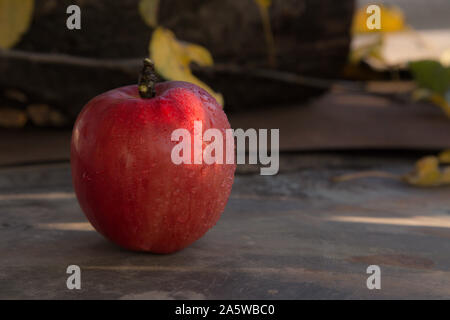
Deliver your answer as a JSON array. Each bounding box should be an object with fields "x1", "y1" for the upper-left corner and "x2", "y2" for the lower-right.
[{"x1": 138, "y1": 0, "x2": 223, "y2": 105}]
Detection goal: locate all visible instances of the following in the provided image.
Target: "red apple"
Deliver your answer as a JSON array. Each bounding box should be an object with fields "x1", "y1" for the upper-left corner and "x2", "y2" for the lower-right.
[{"x1": 71, "y1": 59, "x2": 235, "y2": 253}]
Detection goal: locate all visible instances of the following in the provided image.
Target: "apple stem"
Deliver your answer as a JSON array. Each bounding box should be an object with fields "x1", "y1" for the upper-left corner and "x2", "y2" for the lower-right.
[{"x1": 138, "y1": 58, "x2": 158, "y2": 99}]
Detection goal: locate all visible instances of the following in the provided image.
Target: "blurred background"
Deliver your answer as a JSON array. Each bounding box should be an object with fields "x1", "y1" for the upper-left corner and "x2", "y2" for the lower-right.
[
  {"x1": 0, "y1": 0, "x2": 449, "y2": 163},
  {"x1": 1, "y1": 0, "x2": 450, "y2": 299}
]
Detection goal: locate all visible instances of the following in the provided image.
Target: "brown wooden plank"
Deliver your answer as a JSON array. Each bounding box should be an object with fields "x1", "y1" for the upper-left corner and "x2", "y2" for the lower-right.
[
  {"x1": 1, "y1": 157, "x2": 450, "y2": 299},
  {"x1": 230, "y1": 92, "x2": 450, "y2": 151},
  {"x1": 1, "y1": 91, "x2": 450, "y2": 167}
]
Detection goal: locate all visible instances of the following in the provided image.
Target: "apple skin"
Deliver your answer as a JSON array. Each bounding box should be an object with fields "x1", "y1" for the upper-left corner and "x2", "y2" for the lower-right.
[{"x1": 71, "y1": 81, "x2": 235, "y2": 253}]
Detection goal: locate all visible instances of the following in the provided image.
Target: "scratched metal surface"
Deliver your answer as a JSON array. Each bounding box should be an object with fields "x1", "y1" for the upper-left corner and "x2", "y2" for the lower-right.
[{"x1": 1, "y1": 155, "x2": 450, "y2": 299}]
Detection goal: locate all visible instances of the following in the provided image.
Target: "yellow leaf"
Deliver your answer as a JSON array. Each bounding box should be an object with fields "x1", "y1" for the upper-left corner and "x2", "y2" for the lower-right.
[
  {"x1": 138, "y1": 0, "x2": 159, "y2": 28},
  {"x1": 0, "y1": 107, "x2": 27, "y2": 128},
  {"x1": 150, "y1": 27, "x2": 224, "y2": 106},
  {"x1": 438, "y1": 150, "x2": 450, "y2": 164},
  {"x1": 441, "y1": 167, "x2": 450, "y2": 184},
  {"x1": 352, "y1": 5, "x2": 405, "y2": 34},
  {"x1": 441, "y1": 49, "x2": 450, "y2": 67},
  {"x1": 254, "y1": 0, "x2": 271, "y2": 9},
  {"x1": 182, "y1": 42, "x2": 213, "y2": 67},
  {"x1": 253, "y1": 0, "x2": 276, "y2": 67},
  {"x1": 349, "y1": 33, "x2": 384, "y2": 65},
  {"x1": 0, "y1": 0, "x2": 34, "y2": 49},
  {"x1": 429, "y1": 93, "x2": 450, "y2": 118},
  {"x1": 404, "y1": 156, "x2": 446, "y2": 187}
]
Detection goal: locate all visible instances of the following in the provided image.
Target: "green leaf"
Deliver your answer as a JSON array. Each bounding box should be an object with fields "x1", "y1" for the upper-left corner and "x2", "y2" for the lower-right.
[
  {"x1": 139, "y1": 0, "x2": 159, "y2": 28},
  {"x1": 0, "y1": 0, "x2": 34, "y2": 49},
  {"x1": 150, "y1": 27, "x2": 224, "y2": 106},
  {"x1": 409, "y1": 60, "x2": 450, "y2": 96}
]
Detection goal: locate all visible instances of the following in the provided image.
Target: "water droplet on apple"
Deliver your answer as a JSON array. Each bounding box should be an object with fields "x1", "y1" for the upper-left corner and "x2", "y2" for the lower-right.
[
  {"x1": 82, "y1": 171, "x2": 92, "y2": 182},
  {"x1": 177, "y1": 211, "x2": 190, "y2": 223}
]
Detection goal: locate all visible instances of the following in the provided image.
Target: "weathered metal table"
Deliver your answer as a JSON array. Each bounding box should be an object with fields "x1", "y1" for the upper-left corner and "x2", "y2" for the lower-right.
[{"x1": 1, "y1": 152, "x2": 449, "y2": 299}]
